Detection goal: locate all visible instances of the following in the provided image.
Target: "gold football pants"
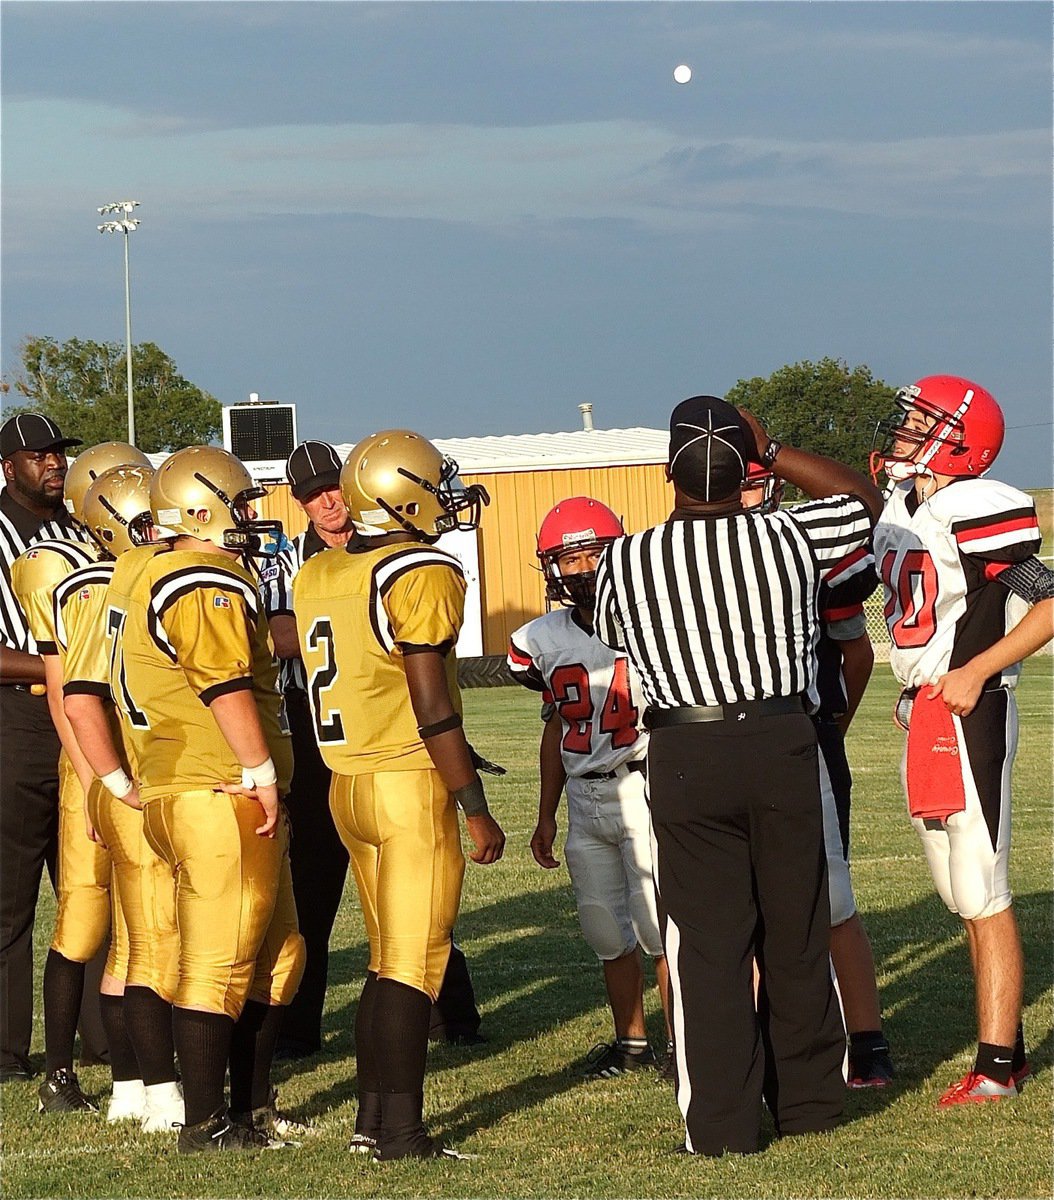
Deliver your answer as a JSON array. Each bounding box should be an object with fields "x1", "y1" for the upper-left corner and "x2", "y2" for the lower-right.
[
  {"x1": 88, "y1": 779, "x2": 178, "y2": 1000},
  {"x1": 51, "y1": 753, "x2": 111, "y2": 964},
  {"x1": 330, "y1": 769, "x2": 464, "y2": 1002},
  {"x1": 142, "y1": 790, "x2": 305, "y2": 1019}
]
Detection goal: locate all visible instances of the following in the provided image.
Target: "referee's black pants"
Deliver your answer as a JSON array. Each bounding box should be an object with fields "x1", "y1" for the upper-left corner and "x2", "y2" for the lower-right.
[
  {"x1": 279, "y1": 689, "x2": 351, "y2": 1054},
  {"x1": 648, "y1": 708, "x2": 845, "y2": 1156},
  {"x1": 0, "y1": 688, "x2": 108, "y2": 1073}
]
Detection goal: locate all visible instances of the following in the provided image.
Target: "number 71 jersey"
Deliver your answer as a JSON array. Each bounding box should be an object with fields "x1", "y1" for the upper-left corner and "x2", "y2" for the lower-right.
[
  {"x1": 508, "y1": 608, "x2": 647, "y2": 776},
  {"x1": 873, "y1": 478, "x2": 1041, "y2": 689}
]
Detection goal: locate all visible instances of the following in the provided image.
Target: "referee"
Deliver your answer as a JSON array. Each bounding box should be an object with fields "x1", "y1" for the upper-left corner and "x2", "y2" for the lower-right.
[
  {"x1": 594, "y1": 395, "x2": 883, "y2": 1156},
  {"x1": 261, "y1": 441, "x2": 484, "y2": 1057},
  {"x1": 0, "y1": 414, "x2": 107, "y2": 1080}
]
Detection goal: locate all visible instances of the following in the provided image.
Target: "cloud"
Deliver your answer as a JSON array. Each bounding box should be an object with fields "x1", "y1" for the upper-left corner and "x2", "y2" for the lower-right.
[{"x1": 4, "y1": 96, "x2": 1049, "y2": 246}]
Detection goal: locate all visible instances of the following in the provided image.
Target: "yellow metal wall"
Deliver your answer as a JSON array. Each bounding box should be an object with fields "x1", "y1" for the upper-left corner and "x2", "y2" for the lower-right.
[{"x1": 256, "y1": 464, "x2": 673, "y2": 656}]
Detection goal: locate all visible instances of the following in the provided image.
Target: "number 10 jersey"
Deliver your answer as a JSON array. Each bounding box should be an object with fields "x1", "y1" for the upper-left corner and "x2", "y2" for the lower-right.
[{"x1": 873, "y1": 477, "x2": 1041, "y2": 690}]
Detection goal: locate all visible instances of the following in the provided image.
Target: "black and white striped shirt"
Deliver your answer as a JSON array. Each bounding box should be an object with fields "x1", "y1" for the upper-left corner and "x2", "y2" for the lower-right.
[
  {"x1": 257, "y1": 525, "x2": 326, "y2": 693},
  {"x1": 594, "y1": 494, "x2": 873, "y2": 709},
  {"x1": 0, "y1": 487, "x2": 90, "y2": 655}
]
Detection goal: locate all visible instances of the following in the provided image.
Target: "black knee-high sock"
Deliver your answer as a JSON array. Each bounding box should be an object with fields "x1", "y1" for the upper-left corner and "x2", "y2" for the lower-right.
[
  {"x1": 356, "y1": 973, "x2": 381, "y2": 1092},
  {"x1": 43, "y1": 950, "x2": 86, "y2": 1075},
  {"x1": 229, "y1": 1000, "x2": 284, "y2": 1112},
  {"x1": 373, "y1": 979, "x2": 433, "y2": 1157},
  {"x1": 124, "y1": 986, "x2": 177, "y2": 1085},
  {"x1": 173, "y1": 1008, "x2": 234, "y2": 1127},
  {"x1": 373, "y1": 979, "x2": 431, "y2": 1095},
  {"x1": 354, "y1": 973, "x2": 382, "y2": 1137},
  {"x1": 99, "y1": 995, "x2": 140, "y2": 1082}
]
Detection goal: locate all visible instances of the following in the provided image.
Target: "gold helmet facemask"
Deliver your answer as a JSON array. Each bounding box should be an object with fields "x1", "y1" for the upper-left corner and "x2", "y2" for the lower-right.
[
  {"x1": 64, "y1": 441, "x2": 152, "y2": 524},
  {"x1": 80, "y1": 465, "x2": 156, "y2": 558},
  {"x1": 149, "y1": 446, "x2": 284, "y2": 558},
  {"x1": 341, "y1": 429, "x2": 489, "y2": 543}
]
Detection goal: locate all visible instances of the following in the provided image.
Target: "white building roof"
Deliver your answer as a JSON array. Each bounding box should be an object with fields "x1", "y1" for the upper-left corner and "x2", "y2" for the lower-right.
[
  {"x1": 338, "y1": 427, "x2": 669, "y2": 475},
  {"x1": 141, "y1": 426, "x2": 669, "y2": 478}
]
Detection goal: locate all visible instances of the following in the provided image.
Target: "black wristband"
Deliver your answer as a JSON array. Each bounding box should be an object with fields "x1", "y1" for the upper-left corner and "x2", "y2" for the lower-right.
[
  {"x1": 417, "y1": 712, "x2": 463, "y2": 739},
  {"x1": 761, "y1": 439, "x2": 783, "y2": 469},
  {"x1": 453, "y1": 776, "x2": 490, "y2": 818}
]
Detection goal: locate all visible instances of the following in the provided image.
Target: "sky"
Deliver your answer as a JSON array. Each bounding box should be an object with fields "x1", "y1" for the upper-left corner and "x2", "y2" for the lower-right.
[{"x1": 2, "y1": 1, "x2": 1051, "y2": 487}]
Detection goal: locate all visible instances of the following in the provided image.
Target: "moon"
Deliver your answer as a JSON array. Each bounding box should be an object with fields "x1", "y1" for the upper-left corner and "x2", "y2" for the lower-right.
[{"x1": 673, "y1": 64, "x2": 692, "y2": 85}]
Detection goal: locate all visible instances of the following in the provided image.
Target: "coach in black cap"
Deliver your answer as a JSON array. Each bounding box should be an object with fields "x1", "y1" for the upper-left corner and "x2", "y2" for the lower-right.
[
  {"x1": 0, "y1": 413, "x2": 100, "y2": 1080},
  {"x1": 594, "y1": 396, "x2": 883, "y2": 1156}
]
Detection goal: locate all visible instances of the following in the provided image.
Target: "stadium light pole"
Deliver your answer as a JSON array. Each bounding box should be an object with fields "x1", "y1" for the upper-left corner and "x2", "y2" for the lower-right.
[{"x1": 97, "y1": 200, "x2": 141, "y2": 444}]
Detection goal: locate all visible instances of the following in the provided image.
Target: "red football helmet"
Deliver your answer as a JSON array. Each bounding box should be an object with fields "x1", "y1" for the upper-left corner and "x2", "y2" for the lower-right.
[
  {"x1": 537, "y1": 497, "x2": 624, "y2": 607},
  {"x1": 741, "y1": 462, "x2": 784, "y2": 514},
  {"x1": 870, "y1": 375, "x2": 1004, "y2": 483}
]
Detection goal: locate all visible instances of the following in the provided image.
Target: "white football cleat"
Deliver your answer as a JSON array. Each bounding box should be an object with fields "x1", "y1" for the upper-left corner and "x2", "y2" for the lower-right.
[
  {"x1": 107, "y1": 1078, "x2": 146, "y2": 1122},
  {"x1": 141, "y1": 1079, "x2": 185, "y2": 1133}
]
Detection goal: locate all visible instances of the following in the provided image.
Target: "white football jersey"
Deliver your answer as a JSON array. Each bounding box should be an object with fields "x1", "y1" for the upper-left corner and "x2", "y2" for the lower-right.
[
  {"x1": 508, "y1": 608, "x2": 648, "y2": 777},
  {"x1": 873, "y1": 478, "x2": 1040, "y2": 689}
]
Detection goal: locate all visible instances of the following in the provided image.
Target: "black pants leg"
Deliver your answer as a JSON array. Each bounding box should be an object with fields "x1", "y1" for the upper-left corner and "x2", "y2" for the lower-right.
[
  {"x1": 429, "y1": 940, "x2": 482, "y2": 1040},
  {"x1": 648, "y1": 711, "x2": 844, "y2": 1156},
  {"x1": 0, "y1": 691, "x2": 60, "y2": 1071},
  {"x1": 279, "y1": 690, "x2": 348, "y2": 1053}
]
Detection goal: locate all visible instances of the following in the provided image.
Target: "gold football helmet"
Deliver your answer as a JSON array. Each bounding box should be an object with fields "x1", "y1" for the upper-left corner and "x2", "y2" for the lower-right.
[
  {"x1": 341, "y1": 429, "x2": 489, "y2": 542},
  {"x1": 81, "y1": 465, "x2": 155, "y2": 558},
  {"x1": 149, "y1": 445, "x2": 282, "y2": 553},
  {"x1": 64, "y1": 441, "x2": 151, "y2": 522}
]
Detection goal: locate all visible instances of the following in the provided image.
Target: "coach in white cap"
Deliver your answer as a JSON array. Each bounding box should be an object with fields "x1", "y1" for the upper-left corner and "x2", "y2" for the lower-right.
[{"x1": 595, "y1": 395, "x2": 883, "y2": 1156}]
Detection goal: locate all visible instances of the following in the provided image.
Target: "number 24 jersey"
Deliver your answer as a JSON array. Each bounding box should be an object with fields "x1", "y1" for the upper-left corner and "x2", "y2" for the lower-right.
[
  {"x1": 873, "y1": 477, "x2": 1041, "y2": 689},
  {"x1": 508, "y1": 608, "x2": 647, "y2": 777}
]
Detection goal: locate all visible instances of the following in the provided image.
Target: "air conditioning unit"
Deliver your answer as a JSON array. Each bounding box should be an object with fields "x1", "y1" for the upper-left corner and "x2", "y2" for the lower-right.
[{"x1": 221, "y1": 395, "x2": 297, "y2": 481}]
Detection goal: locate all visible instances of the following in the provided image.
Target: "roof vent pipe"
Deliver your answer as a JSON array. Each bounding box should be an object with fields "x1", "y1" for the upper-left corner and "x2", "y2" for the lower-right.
[{"x1": 578, "y1": 403, "x2": 595, "y2": 432}]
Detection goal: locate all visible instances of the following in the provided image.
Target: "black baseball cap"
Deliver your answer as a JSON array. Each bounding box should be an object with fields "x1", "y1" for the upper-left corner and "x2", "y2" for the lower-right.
[
  {"x1": 0, "y1": 413, "x2": 82, "y2": 460},
  {"x1": 668, "y1": 396, "x2": 748, "y2": 502},
  {"x1": 286, "y1": 440, "x2": 343, "y2": 501}
]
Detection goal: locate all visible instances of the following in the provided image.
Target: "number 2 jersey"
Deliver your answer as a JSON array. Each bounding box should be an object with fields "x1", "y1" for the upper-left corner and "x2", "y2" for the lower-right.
[
  {"x1": 111, "y1": 546, "x2": 292, "y2": 801},
  {"x1": 507, "y1": 607, "x2": 647, "y2": 777},
  {"x1": 291, "y1": 541, "x2": 467, "y2": 776},
  {"x1": 873, "y1": 477, "x2": 1041, "y2": 690}
]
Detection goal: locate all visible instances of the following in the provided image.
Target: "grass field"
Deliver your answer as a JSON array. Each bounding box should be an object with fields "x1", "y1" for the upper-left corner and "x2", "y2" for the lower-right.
[{"x1": 2, "y1": 664, "x2": 1051, "y2": 1199}]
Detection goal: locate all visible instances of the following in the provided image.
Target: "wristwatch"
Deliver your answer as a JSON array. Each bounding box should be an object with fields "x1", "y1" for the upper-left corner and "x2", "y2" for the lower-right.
[{"x1": 761, "y1": 439, "x2": 783, "y2": 469}]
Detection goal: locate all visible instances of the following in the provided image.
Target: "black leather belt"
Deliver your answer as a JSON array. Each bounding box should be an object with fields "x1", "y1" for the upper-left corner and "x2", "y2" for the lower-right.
[
  {"x1": 643, "y1": 696, "x2": 805, "y2": 729},
  {"x1": 581, "y1": 760, "x2": 647, "y2": 781}
]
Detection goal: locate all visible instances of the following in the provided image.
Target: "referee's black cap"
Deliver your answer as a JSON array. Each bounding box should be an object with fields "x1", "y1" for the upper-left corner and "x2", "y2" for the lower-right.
[
  {"x1": 668, "y1": 396, "x2": 748, "y2": 502},
  {"x1": 0, "y1": 413, "x2": 82, "y2": 460},
  {"x1": 287, "y1": 440, "x2": 342, "y2": 500}
]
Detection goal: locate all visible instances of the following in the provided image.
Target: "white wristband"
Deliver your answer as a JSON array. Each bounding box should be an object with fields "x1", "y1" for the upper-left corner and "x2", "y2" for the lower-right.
[
  {"x1": 100, "y1": 768, "x2": 134, "y2": 799},
  {"x1": 243, "y1": 757, "x2": 277, "y2": 788}
]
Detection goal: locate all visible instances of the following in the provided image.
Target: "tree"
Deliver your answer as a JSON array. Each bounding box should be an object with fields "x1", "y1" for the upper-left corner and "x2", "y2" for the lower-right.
[
  {"x1": 1, "y1": 336, "x2": 222, "y2": 453},
  {"x1": 725, "y1": 358, "x2": 897, "y2": 479}
]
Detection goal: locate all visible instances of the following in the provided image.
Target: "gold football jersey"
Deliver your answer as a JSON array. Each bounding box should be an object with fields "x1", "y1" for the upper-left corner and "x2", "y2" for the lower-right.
[
  {"x1": 10, "y1": 538, "x2": 100, "y2": 655},
  {"x1": 115, "y1": 548, "x2": 292, "y2": 801},
  {"x1": 292, "y1": 541, "x2": 467, "y2": 776},
  {"x1": 56, "y1": 557, "x2": 137, "y2": 774}
]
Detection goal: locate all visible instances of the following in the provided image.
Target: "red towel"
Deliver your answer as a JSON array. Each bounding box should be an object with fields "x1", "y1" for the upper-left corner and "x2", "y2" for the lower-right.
[{"x1": 905, "y1": 690, "x2": 967, "y2": 821}]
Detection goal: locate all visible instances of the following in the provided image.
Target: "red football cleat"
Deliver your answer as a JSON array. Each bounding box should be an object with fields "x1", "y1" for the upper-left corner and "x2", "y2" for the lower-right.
[{"x1": 937, "y1": 1070, "x2": 1019, "y2": 1107}]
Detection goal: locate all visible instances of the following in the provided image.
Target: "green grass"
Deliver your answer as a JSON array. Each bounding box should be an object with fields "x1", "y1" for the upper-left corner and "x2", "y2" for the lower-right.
[{"x1": 3, "y1": 663, "x2": 1051, "y2": 1198}]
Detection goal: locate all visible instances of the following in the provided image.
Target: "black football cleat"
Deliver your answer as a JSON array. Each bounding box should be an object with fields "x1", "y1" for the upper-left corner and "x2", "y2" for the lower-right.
[
  {"x1": 177, "y1": 1107, "x2": 275, "y2": 1154},
  {"x1": 582, "y1": 1041, "x2": 657, "y2": 1079},
  {"x1": 37, "y1": 1068, "x2": 99, "y2": 1114}
]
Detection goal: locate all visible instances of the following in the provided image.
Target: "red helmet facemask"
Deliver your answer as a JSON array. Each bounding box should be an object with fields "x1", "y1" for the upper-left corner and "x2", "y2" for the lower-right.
[
  {"x1": 536, "y1": 497, "x2": 624, "y2": 608},
  {"x1": 870, "y1": 375, "x2": 1004, "y2": 484},
  {"x1": 741, "y1": 463, "x2": 784, "y2": 514}
]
